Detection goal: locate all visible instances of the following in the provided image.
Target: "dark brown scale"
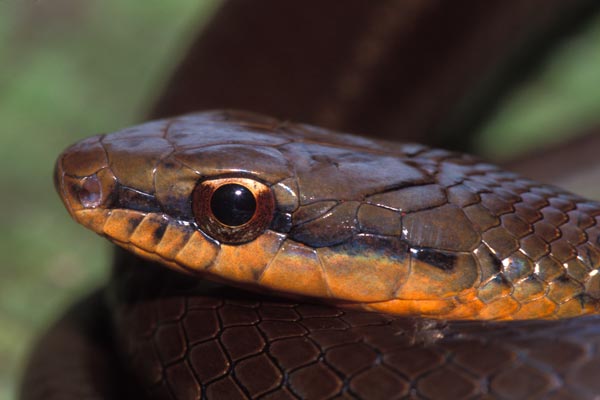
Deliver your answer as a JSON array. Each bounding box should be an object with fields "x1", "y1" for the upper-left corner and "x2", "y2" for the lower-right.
[
  {"x1": 105, "y1": 256, "x2": 600, "y2": 400},
  {"x1": 410, "y1": 248, "x2": 457, "y2": 271}
]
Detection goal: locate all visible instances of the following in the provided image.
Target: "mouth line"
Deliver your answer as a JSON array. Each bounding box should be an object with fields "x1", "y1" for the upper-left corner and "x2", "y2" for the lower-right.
[
  {"x1": 72, "y1": 207, "x2": 218, "y2": 265},
  {"x1": 110, "y1": 184, "x2": 163, "y2": 214}
]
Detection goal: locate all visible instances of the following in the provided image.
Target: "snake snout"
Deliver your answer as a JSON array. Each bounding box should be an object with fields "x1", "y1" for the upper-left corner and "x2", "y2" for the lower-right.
[{"x1": 54, "y1": 136, "x2": 117, "y2": 219}]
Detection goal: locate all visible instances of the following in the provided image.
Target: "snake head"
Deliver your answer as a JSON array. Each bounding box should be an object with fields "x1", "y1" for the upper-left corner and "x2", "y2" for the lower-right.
[{"x1": 55, "y1": 110, "x2": 600, "y2": 320}]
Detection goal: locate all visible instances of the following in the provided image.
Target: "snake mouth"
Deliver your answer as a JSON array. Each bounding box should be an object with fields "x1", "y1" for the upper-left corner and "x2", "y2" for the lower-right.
[
  {"x1": 70, "y1": 207, "x2": 219, "y2": 276},
  {"x1": 53, "y1": 140, "x2": 219, "y2": 279}
]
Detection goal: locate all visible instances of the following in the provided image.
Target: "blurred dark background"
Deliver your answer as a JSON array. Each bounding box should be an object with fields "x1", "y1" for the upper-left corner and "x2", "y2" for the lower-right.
[{"x1": 2, "y1": 1, "x2": 600, "y2": 399}]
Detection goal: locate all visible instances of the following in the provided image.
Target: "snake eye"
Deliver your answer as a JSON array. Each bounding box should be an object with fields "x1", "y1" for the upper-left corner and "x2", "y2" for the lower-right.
[
  {"x1": 210, "y1": 184, "x2": 256, "y2": 226},
  {"x1": 192, "y1": 177, "x2": 274, "y2": 244}
]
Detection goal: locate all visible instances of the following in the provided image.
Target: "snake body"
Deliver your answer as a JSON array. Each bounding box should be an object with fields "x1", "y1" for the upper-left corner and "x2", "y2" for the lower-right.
[{"x1": 30, "y1": 110, "x2": 600, "y2": 398}]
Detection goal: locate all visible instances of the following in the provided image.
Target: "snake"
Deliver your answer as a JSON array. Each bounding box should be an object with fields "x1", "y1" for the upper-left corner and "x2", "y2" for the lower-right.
[{"x1": 23, "y1": 109, "x2": 600, "y2": 399}]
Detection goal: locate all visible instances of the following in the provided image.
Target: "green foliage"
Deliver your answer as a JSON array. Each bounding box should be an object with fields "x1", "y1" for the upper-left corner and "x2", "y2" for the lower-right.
[
  {"x1": 476, "y1": 12, "x2": 600, "y2": 159},
  {"x1": 0, "y1": 1, "x2": 219, "y2": 398}
]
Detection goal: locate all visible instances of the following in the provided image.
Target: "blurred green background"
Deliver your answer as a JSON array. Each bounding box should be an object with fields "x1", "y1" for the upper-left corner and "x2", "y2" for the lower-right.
[
  {"x1": 1, "y1": 2, "x2": 600, "y2": 399},
  {"x1": 0, "y1": 1, "x2": 219, "y2": 398}
]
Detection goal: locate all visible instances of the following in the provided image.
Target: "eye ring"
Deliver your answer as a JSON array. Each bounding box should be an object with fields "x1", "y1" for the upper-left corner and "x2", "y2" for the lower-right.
[{"x1": 192, "y1": 177, "x2": 274, "y2": 244}]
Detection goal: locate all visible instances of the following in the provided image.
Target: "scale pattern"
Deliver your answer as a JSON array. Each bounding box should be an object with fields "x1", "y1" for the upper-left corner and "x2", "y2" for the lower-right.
[
  {"x1": 54, "y1": 111, "x2": 600, "y2": 319},
  {"x1": 48, "y1": 111, "x2": 600, "y2": 399},
  {"x1": 112, "y1": 260, "x2": 600, "y2": 400}
]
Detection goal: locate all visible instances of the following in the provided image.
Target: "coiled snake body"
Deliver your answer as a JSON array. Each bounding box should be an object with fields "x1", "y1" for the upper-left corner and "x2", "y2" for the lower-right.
[{"x1": 24, "y1": 110, "x2": 600, "y2": 399}]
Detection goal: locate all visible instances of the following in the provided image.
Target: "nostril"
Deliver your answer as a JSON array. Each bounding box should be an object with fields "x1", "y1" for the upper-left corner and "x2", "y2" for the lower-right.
[
  {"x1": 78, "y1": 175, "x2": 103, "y2": 208},
  {"x1": 60, "y1": 167, "x2": 116, "y2": 214}
]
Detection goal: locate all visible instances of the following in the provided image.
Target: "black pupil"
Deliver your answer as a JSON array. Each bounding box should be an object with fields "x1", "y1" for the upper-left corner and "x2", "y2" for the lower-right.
[{"x1": 210, "y1": 184, "x2": 257, "y2": 226}]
